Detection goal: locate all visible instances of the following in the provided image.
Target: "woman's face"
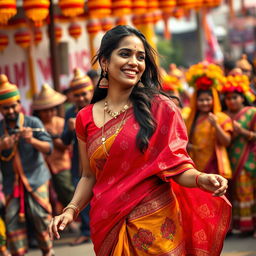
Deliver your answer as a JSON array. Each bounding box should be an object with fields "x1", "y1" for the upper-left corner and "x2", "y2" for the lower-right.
[
  {"x1": 197, "y1": 92, "x2": 213, "y2": 113},
  {"x1": 103, "y1": 35, "x2": 146, "y2": 89},
  {"x1": 224, "y1": 92, "x2": 244, "y2": 112}
]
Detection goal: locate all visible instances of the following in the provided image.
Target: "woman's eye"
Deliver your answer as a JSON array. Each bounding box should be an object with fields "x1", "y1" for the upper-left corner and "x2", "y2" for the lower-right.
[
  {"x1": 120, "y1": 52, "x2": 129, "y2": 57},
  {"x1": 137, "y1": 55, "x2": 145, "y2": 61}
]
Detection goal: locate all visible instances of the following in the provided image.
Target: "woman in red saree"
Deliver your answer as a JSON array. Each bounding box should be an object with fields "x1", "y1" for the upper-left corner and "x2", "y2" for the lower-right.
[{"x1": 48, "y1": 25, "x2": 231, "y2": 255}]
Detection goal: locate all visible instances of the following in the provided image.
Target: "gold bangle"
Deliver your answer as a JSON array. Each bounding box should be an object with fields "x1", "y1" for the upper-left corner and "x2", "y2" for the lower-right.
[
  {"x1": 195, "y1": 172, "x2": 204, "y2": 188},
  {"x1": 62, "y1": 204, "x2": 80, "y2": 219}
]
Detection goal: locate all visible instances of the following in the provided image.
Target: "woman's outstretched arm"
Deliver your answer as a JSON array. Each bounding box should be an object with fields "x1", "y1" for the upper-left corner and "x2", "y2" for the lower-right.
[
  {"x1": 48, "y1": 138, "x2": 96, "y2": 240},
  {"x1": 172, "y1": 168, "x2": 228, "y2": 197}
]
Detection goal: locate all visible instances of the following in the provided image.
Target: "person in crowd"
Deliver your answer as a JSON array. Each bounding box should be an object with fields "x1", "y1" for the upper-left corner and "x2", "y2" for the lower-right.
[
  {"x1": 32, "y1": 84, "x2": 74, "y2": 214},
  {"x1": 61, "y1": 68, "x2": 94, "y2": 245},
  {"x1": 0, "y1": 176, "x2": 10, "y2": 256},
  {"x1": 87, "y1": 69, "x2": 100, "y2": 89},
  {"x1": 49, "y1": 25, "x2": 231, "y2": 256},
  {"x1": 221, "y1": 68, "x2": 256, "y2": 237},
  {"x1": 0, "y1": 75, "x2": 54, "y2": 256},
  {"x1": 185, "y1": 62, "x2": 233, "y2": 179},
  {"x1": 236, "y1": 54, "x2": 256, "y2": 97}
]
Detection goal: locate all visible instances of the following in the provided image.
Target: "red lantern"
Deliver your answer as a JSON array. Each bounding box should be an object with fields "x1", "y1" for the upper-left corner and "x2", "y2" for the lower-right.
[
  {"x1": 159, "y1": 0, "x2": 176, "y2": 13},
  {"x1": 148, "y1": 1, "x2": 159, "y2": 13},
  {"x1": 0, "y1": 0, "x2": 16, "y2": 25},
  {"x1": 59, "y1": 0, "x2": 84, "y2": 17},
  {"x1": 152, "y1": 11, "x2": 162, "y2": 24},
  {"x1": 140, "y1": 13, "x2": 154, "y2": 25},
  {"x1": 204, "y1": 0, "x2": 221, "y2": 8},
  {"x1": 112, "y1": 0, "x2": 132, "y2": 16},
  {"x1": 23, "y1": 0, "x2": 50, "y2": 26},
  {"x1": 132, "y1": 1, "x2": 147, "y2": 14},
  {"x1": 34, "y1": 28, "x2": 43, "y2": 45},
  {"x1": 172, "y1": 7, "x2": 184, "y2": 19},
  {"x1": 14, "y1": 29, "x2": 31, "y2": 49},
  {"x1": 177, "y1": 0, "x2": 203, "y2": 9},
  {"x1": 68, "y1": 23, "x2": 82, "y2": 40},
  {"x1": 115, "y1": 16, "x2": 128, "y2": 26},
  {"x1": 87, "y1": 0, "x2": 111, "y2": 18},
  {"x1": 101, "y1": 18, "x2": 114, "y2": 32},
  {"x1": 132, "y1": 15, "x2": 142, "y2": 28},
  {"x1": 0, "y1": 33, "x2": 8, "y2": 52},
  {"x1": 86, "y1": 19, "x2": 102, "y2": 35},
  {"x1": 55, "y1": 26, "x2": 62, "y2": 43}
]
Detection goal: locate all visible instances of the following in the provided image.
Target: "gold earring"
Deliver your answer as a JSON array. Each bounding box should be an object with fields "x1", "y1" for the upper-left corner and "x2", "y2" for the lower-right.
[{"x1": 99, "y1": 71, "x2": 109, "y2": 89}]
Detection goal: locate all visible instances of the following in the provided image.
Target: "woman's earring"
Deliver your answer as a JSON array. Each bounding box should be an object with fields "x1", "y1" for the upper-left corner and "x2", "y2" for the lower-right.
[
  {"x1": 99, "y1": 71, "x2": 109, "y2": 89},
  {"x1": 138, "y1": 80, "x2": 144, "y2": 88}
]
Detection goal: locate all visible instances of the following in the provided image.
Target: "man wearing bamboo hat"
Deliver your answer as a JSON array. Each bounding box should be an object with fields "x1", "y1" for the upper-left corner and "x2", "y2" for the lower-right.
[
  {"x1": 32, "y1": 84, "x2": 74, "y2": 214},
  {"x1": 0, "y1": 75, "x2": 54, "y2": 256},
  {"x1": 61, "y1": 68, "x2": 93, "y2": 245}
]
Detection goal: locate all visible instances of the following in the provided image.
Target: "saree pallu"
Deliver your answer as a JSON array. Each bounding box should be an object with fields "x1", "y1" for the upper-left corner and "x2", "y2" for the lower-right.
[
  {"x1": 228, "y1": 106, "x2": 256, "y2": 231},
  {"x1": 76, "y1": 96, "x2": 231, "y2": 255},
  {"x1": 188, "y1": 112, "x2": 233, "y2": 179}
]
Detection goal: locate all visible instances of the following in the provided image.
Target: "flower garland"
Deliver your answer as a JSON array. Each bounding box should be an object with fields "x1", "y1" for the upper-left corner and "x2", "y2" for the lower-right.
[
  {"x1": 221, "y1": 74, "x2": 255, "y2": 103},
  {"x1": 186, "y1": 62, "x2": 225, "y2": 91},
  {"x1": 162, "y1": 74, "x2": 183, "y2": 92}
]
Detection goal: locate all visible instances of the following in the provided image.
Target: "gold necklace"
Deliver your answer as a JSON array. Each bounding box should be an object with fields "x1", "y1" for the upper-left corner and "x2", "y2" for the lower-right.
[
  {"x1": 104, "y1": 100, "x2": 129, "y2": 119},
  {"x1": 101, "y1": 108, "x2": 128, "y2": 157}
]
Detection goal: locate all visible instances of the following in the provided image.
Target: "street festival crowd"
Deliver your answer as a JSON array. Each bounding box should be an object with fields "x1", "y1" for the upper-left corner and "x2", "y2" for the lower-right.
[{"x1": 0, "y1": 26, "x2": 255, "y2": 256}]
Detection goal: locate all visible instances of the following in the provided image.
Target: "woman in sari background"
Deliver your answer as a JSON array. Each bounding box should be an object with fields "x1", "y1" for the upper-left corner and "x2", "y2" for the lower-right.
[
  {"x1": 48, "y1": 25, "x2": 231, "y2": 255},
  {"x1": 221, "y1": 68, "x2": 256, "y2": 237},
  {"x1": 185, "y1": 62, "x2": 233, "y2": 179}
]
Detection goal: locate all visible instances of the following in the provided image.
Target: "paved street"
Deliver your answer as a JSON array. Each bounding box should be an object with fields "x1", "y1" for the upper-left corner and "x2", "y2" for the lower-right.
[{"x1": 27, "y1": 232, "x2": 256, "y2": 256}]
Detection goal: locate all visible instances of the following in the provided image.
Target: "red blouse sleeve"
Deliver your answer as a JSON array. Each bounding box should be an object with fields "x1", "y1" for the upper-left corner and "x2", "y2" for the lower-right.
[{"x1": 75, "y1": 105, "x2": 93, "y2": 143}]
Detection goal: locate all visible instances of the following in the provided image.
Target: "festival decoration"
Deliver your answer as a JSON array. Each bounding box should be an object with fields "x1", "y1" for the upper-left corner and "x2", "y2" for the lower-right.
[
  {"x1": 86, "y1": 19, "x2": 101, "y2": 69},
  {"x1": 221, "y1": 72, "x2": 255, "y2": 103},
  {"x1": 203, "y1": 0, "x2": 222, "y2": 8},
  {"x1": 112, "y1": 0, "x2": 131, "y2": 16},
  {"x1": 152, "y1": 11, "x2": 162, "y2": 24},
  {"x1": 23, "y1": 0, "x2": 50, "y2": 26},
  {"x1": 101, "y1": 18, "x2": 114, "y2": 32},
  {"x1": 0, "y1": 0, "x2": 16, "y2": 25},
  {"x1": 68, "y1": 23, "x2": 82, "y2": 40},
  {"x1": 0, "y1": 33, "x2": 8, "y2": 52},
  {"x1": 59, "y1": 0, "x2": 84, "y2": 17},
  {"x1": 34, "y1": 28, "x2": 43, "y2": 45},
  {"x1": 177, "y1": 0, "x2": 203, "y2": 9},
  {"x1": 186, "y1": 62, "x2": 225, "y2": 91},
  {"x1": 55, "y1": 26, "x2": 62, "y2": 43},
  {"x1": 147, "y1": 0, "x2": 159, "y2": 13},
  {"x1": 132, "y1": 1, "x2": 147, "y2": 14},
  {"x1": 14, "y1": 29, "x2": 38, "y2": 96},
  {"x1": 115, "y1": 16, "x2": 128, "y2": 26},
  {"x1": 87, "y1": 0, "x2": 111, "y2": 18},
  {"x1": 14, "y1": 29, "x2": 31, "y2": 49},
  {"x1": 159, "y1": 0, "x2": 177, "y2": 39}
]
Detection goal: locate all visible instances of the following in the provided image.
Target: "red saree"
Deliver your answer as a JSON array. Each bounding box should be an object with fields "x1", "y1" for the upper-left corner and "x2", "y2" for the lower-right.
[{"x1": 76, "y1": 95, "x2": 231, "y2": 256}]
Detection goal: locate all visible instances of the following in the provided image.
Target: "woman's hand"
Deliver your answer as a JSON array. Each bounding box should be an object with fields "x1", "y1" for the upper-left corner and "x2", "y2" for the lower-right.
[
  {"x1": 233, "y1": 120, "x2": 242, "y2": 136},
  {"x1": 48, "y1": 209, "x2": 75, "y2": 240},
  {"x1": 197, "y1": 173, "x2": 228, "y2": 197},
  {"x1": 208, "y1": 112, "x2": 218, "y2": 128}
]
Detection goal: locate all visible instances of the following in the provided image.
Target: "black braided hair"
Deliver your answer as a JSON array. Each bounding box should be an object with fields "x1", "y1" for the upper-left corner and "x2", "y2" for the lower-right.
[{"x1": 91, "y1": 25, "x2": 162, "y2": 152}]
